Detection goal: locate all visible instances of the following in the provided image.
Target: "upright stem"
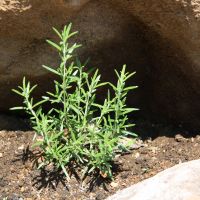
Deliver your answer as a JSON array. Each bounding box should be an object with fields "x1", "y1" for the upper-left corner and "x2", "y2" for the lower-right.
[{"x1": 61, "y1": 39, "x2": 69, "y2": 129}]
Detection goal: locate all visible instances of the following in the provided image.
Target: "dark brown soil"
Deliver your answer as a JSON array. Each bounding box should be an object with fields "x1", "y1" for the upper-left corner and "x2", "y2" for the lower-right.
[{"x1": 0, "y1": 124, "x2": 200, "y2": 200}]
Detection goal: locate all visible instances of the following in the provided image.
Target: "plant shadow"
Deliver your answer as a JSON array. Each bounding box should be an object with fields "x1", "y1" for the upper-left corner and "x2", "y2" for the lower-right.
[
  {"x1": 86, "y1": 162, "x2": 121, "y2": 192},
  {"x1": 13, "y1": 146, "x2": 69, "y2": 191},
  {"x1": 32, "y1": 167, "x2": 69, "y2": 191},
  {"x1": 13, "y1": 145, "x2": 123, "y2": 193}
]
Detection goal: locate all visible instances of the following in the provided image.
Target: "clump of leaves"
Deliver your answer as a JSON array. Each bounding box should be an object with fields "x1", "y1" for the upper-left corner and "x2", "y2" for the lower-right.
[{"x1": 11, "y1": 23, "x2": 138, "y2": 180}]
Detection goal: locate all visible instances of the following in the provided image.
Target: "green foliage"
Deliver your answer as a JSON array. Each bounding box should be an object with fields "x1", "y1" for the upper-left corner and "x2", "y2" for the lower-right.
[{"x1": 11, "y1": 23, "x2": 138, "y2": 180}]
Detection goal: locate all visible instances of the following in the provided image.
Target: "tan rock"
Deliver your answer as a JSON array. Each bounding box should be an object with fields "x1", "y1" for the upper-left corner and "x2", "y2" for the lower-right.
[{"x1": 1, "y1": 0, "x2": 200, "y2": 128}]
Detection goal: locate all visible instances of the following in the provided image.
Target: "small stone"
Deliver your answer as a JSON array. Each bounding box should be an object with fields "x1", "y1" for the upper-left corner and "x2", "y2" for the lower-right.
[
  {"x1": 147, "y1": 138, "x2": 152, "y2": 143},
  {"x1": 14, "y1": 150, "x2": 19, "y2": 154},
  {"x1": 110, "y1": 182, "x2": 119, "y2": 188},
  {"x1": 175, "y1": 134, "x2": 187, "y2": 142},
  {"x1": 196, "y1": 135, "x2": 200, "y2": 141},
  {"x1": 114, "y1": 154, "x2": 121, "y2": 160},
  {"x1": 0, "y1": 177, "x2": 7, "y2": 187},
  {"x1": 151, "y1": 156, "x2": 157, "y2": 161},
  {"x1": 194, "y1": 143, "x2": 199, "y2": 147},
  {"x1": 21, "y1": 187, "x2": 25, "y2": 192},
  {"x1": 135, "y1": 156, "x2": 146, "y2": 164},
  {"x1": 135, "y1": 152, "x2": 140, "y2": 159},
  {"x1": 141, "y1": 168, "x2": 149, "y2": 174},
  {"x1": 18, "y1": 145, "x2": 25, "y2": 150},
  {"x1": 0, "y1": 153, "x2": 3, "y2": 158},
  {"x1": 10, "y1": 167, "x2": 15, "y2": 173},
  {"x1": 122, "y1": 182, "x2": 127, "y2": 186}
]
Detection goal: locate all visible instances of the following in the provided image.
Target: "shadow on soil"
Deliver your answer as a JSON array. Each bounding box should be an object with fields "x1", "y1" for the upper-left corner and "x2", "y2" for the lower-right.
[
  {"x1": 13, "y1": 146, "x2": 69, "y2": 191},
  {"x1": 13, "y1": 145, "x2": 121, "y2": 193}
]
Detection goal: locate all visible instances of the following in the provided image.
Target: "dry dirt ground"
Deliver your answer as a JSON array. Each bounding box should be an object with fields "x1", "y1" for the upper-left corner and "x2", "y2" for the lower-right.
[{"x1": 0, "y1": 120, "x2": 200, "y2": 200}]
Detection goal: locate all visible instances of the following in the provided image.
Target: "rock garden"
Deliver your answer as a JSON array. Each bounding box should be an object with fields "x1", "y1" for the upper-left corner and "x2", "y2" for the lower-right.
[{"x1": 1, "y1": 1, "x2": 200, "y2": 200}]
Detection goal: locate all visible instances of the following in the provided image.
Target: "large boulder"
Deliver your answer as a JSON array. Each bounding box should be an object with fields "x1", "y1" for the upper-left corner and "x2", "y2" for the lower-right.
[
  {"x1": 0, "y1": 0, "x2": 90, "y2": 110},
  {"x1": 113, "y1": 0, "x2": 200, "y2": 129},
  {"x1": 1, "y1": 0, "x2": 200, "y2": 128},
  {"x1": 107, "y1": 159, "x2": 200, "y2": 200}
]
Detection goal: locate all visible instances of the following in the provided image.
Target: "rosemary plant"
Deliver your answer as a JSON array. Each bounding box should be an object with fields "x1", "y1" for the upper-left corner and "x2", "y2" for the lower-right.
[{"x1": 11, "y1": 23, "x2": 138, "y2": 179}]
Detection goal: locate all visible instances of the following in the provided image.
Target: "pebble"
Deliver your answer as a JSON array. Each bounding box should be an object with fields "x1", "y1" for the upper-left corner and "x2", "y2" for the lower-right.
[
  {"x1": 135, "y1": 156, "x2": 146, "y2": 164},
  {"x1": 10, "y1": 167, "x2": 15, "y2": 173},
  {"x1": 151, "y1": 156, "x2": 157, "y2": 161},
  {"x1": 110, "y1": 182, "x2": 119, "y2": 188},
  {"x1": 147, "y1": 138, "x2": 152, "y2": 143},
  {"x1": 114, "y1": 154, "x2": 121, "y2": 160},
  {"x1": 21, "y1": 187, "x2": 25, "y2": 192},
  {"x1": 0, "y1": 152, "x2": 3, "y2": 158},
  {"x1": 135, "y1": 152, "x2": 140, "y2": 159},
  {"x1": 0, "y1": 177, "x2": 7, "y2": 187},
  {"x1": 18, "y1": 145, "x2": 25, "y2": 150},
  {"x1": 194, "y1": 143, "x2": 199, "y2": 147},
  {"x1": 141, "y1": 168, "x2": 149, "y2": 174},
  {"x1": 196, "y1": 135, "x2": 200, "y2": 141},
  {"x1": 122, "y1": 182, "x2": 127, "y2": 186},
  {"x1": 175, "y1": 134, "x2": 187, "y2": 142}
]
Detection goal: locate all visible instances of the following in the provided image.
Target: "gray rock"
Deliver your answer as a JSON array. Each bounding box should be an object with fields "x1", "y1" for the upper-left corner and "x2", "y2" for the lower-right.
[{"x1": 107, "y1": 160, "x2": 200, "y2": 200}]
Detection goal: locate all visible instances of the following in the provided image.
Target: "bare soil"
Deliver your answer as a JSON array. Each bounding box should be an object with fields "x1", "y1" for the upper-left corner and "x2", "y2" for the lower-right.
[{"x1": 0, "y1": 121, "x2": 200, "y2": 200}]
